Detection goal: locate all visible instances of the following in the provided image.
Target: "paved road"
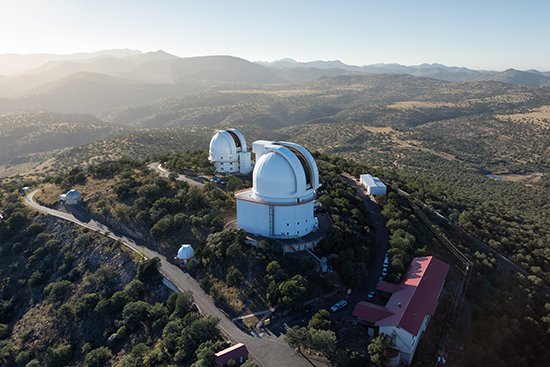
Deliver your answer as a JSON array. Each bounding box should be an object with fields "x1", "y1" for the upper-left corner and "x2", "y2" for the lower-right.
[
  {"x1": 24, "y1": 190, "x2": 321, "y2": 367},
  {"x1": 340, "y1": 173, "x2": 390, "y2": 314},
  {"x1": 147, "y1": 162, "x2": 205, "y2": 187}
]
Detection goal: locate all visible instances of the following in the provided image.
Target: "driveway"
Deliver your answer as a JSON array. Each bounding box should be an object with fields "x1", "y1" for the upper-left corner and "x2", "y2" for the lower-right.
[
  {"x1": 24, "y1": 190, "x2": 324, "y2": 367},
  {"x1": 339, "y1": 173, "x2": 390, "y2": 317}
]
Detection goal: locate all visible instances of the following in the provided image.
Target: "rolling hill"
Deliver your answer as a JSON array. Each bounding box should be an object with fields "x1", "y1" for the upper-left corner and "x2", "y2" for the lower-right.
[
  {"x1": 259, "y1": 59, "x2": 550, "y2": 87},
  {"x1": 0, "y1": 112, "x2": 128, "y2": 172}
]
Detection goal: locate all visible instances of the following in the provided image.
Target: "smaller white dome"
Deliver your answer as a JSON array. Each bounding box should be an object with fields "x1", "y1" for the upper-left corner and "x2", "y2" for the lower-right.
[
  {"x1": 177, "y1": 244, "x2": 195, "y2": 260},
  {"x1": 209, "y1": 131, "x2": 238, "y2": 161},
  {"x1": 66, "y1": 189, "x2": 81, "y2": 200}
]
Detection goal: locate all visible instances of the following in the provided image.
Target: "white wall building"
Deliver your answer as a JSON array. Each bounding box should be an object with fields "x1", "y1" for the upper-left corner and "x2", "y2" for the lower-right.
[
  {"x1": 360, "y1": 174, "x2": 387, "y2": 195},
  {"x1": 354, "y1": 256, "x2": 450, "y2": 366},
  {"x1": 235, "y1": 141, "x2": 320, "y2": 239},
  {"x1": 208, "y1": 128, "x2": 252, "y2": 174},
  {"x1": 60, "y1": 189, "x2": 82, "y2": 205}
]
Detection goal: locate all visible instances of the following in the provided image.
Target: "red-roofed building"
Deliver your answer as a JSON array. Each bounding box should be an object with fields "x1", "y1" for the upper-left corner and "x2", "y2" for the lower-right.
[
  {"x1": 215, "y1": 343, "x2": 249, "y2": 366},
  {"x1": 353, "y1": 256, "x2": 450, "y2": 366}
]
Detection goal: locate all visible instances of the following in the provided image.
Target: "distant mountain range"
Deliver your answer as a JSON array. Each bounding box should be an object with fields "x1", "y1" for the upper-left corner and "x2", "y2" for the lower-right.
[
  {"x1": 257, "y1": 58, "x2": 550, "y2": 87},
  {"x1": 0, "y1": 49, "x2": 549, "y2": 116}
]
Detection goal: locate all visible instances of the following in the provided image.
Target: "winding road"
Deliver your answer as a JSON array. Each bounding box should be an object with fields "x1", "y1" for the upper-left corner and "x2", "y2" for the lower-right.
[
  {"x1": 147, "y1": 162, "x2": 206, "y2": 187},
  {"x1": 24, "y1": 190, "x2": 322, "y2": 367}
]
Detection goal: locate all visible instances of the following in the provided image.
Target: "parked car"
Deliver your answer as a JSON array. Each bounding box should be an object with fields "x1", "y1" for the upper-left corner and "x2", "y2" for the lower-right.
[
  {"x1": 384, "y1": 255, "x2": 390, "y2": 266},
  {"x1": 367, "y1": 291, "x2": 375, "y2": 300},
  {"x1": 378, "y1": 276, "x2": 384, "y2": 284},
  {"x1": 330, "y1": 300, "x2": 348, "y2": 313},
  {"x1": 382, "y1": 268, "x2": 388, "y2": 277}
]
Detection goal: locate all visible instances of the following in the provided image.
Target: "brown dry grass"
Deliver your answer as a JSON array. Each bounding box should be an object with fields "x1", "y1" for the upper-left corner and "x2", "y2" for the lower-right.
[
  {"x1": 495, "y1": 105, "x2": 550, "y2": 129},
  {"x1": 211, "y1": 279, "x2": 245, "y2": 312},
  {"x1": 497, "y1": 172, "x2": 544, "y2": 184},
  {"x1": 34, "y1": 184, "x2": 64, "y2": 206}
]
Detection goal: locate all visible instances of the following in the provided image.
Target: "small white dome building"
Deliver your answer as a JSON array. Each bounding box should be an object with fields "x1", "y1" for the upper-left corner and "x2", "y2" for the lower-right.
[
  {"x1": 235, "y1": 141, "x2": 320, "y2": 239},
  {"x1": 60, "y1": 189, "x2": 82, "y2": 206},
  {"x1": 176, "y1": 244, "x2": 195, "y2": 264},
  {"x1": 209, "y1": 128, "x2": 252, "y2": 174}
]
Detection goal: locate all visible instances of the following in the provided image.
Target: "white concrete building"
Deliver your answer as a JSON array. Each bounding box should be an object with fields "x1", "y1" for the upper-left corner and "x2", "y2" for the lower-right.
[
  {"x1": 235, "y1": 141, "x2": 320, "y2": 239},
  {"x1": 360, "y1": 174, "x2": 387, "y2": 195},
  {"x1": 354, "y1": 256, "x2": 450, "y2": 366},
  {"x1": 60, "y1": 189, "x2": 82, "y2": 205},
  {"x1": 208, "y1": 128, "x2": 252, "y2": 174},
  {"x1": 175, "y1": 244, "x2": 195, "y2": 265}
]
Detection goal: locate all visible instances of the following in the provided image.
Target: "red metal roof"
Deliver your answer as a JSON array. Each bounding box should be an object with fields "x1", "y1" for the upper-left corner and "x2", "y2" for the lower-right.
[
  {"x1": 377, "y1": 281, "x2": 405, "y2": 293},
  {"x1": 215, "y1": 343, "x2": 249, "y2": 366},
  {"x1": 356, "y1": 256, "x2": 450, "y2": 336},
  {"x1": 353, "y1": 301, "x2": 394, "y2": 323}
]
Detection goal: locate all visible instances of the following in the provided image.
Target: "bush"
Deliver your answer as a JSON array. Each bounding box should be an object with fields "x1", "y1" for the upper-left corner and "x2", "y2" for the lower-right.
[
  {"x1": 226, "y1": 266, "x2": 244, "y2": 287},
  {"x1": 45, "y1": 343, "x2": 72, "y2": 367},
  {"x1": 85, "y1": 347, "x2": 112, "y2": 367},
  {"x1": 136, "y1": 257, "x2": 162, "y2": 284},
  {"x1": 122, "y1": 301, "x2": 152, "y2": 329},
  {"x1": 44, "y1": 280, "x2": 72, "y2": 303}
]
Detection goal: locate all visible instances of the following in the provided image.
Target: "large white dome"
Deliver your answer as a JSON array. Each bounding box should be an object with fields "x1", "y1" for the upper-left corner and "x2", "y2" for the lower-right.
[
  {"x1": 177, "y1": 244, "x2": 195, "y2": 260},
  {"x1": 253, "y1": 150, "x2": 301, "y2": 199}
]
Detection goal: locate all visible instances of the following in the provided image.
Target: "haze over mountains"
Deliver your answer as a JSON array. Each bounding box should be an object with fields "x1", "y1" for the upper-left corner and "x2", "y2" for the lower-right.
[
  {"x1": 258, "y1": 58, "x2": 550, "y2": 86},
  {"x1": 1, "y1": 49, "x2": 549, "y2": 105}
]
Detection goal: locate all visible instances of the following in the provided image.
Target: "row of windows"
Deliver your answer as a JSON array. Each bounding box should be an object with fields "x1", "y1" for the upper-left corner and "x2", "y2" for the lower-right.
[{"x1": 286, "y1": 219, "x2": 308, "y2": 226}]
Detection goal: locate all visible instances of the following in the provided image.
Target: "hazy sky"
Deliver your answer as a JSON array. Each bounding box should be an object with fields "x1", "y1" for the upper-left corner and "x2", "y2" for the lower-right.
[{"x1": 1, "y1": 0, "x2": 549, "y2": 70}]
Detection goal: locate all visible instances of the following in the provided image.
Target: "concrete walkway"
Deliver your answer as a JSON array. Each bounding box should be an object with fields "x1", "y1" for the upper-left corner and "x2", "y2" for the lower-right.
[{"x1": 24, "y1": 190, "x2": 324, "y2": 367}]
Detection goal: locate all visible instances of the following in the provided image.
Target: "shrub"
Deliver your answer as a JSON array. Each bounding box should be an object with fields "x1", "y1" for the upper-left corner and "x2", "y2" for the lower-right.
[
  {"x1": 45, "y1": 343, "x2": 72, "y2": 367},
  {"x1": 85, "y1": 347, "x2": 112, "y2": 367}
]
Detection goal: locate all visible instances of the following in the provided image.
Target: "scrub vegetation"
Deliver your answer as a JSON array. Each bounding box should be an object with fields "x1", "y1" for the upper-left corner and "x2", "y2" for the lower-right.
[{"x1": 0, "y1": 181, "x2": 225, "y2": 367}]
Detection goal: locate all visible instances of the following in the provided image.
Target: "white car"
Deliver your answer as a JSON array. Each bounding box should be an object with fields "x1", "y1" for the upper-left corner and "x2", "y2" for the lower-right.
[
  {"x1": 330, "y1": 300, "x2": 348, "y2": 313},
  {"x1": 367, "y1": 291, "x2": 375, "y2": 300}
]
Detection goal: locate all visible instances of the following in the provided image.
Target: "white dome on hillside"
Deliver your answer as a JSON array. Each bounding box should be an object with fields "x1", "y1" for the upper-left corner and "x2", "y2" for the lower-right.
[
  {"x1": 253, "y1": 148, "x2": 302, "y2": 199},
  {"x1": 209, "y1": 131, "x2": 238, "y2": 161},
  {"x1": 208, "y1": 128, "x2": 251, "y2": 174},
  {"x1": 236, "y1": 140, "x2": 321, "y2": 239},
  {"x1": 66, "y1": 189, "x2": 81, "y2": 200},
  {"x1": 177, "y1": 244, "x2": 195, "y2": 260}
]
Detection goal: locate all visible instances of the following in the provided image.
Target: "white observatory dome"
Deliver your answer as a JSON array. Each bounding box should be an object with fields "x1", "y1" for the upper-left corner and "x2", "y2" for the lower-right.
[
  {"x1": 66, "y1": 189, "x2": 81, "y2": 200},
  {"x1": 253, "y1": 150, "x2": 301, "y2": 199},
  {"x1": 209, "y1": 131, "x2": 238, "y2": 161},
  {"x1": 177, "y1": 244, "x2": 195, "y2": 260}
]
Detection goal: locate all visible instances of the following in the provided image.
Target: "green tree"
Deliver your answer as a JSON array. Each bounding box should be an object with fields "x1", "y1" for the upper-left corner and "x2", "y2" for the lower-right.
[
  {"x1": 122, "y1": 301, "x2": 152, "y2": 329},
  {"x1": 85, "y1": 347, "x2": 112, "y2": 367},
  {"x1": 308, "y1": 309, "x2": 331, "y2": 330},
  {"x1": 137, "y1": 257, "x2": 162, "y2": 284},
  {"x1": 308, "y1": 328, "x2": 336, "y2": 357},
  {"x1": 45, "y1": 343, "x2": 72, "y2": 367},
  {"x1": 284, "y1": 326, "x2": 308, "y2": 350},
  {"x1": 278, "y1": 275, "x2": 307, "y2": 308},
  {"x1": 226, "y1": 266, "x2": 244, "y2": 286},
  {"x1": 368, "y1": 334, "x2": 393, "y2": 367}
]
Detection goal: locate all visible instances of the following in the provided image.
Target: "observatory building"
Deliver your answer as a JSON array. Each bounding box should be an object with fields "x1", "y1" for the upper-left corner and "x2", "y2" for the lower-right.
[
  {"x1": 209, "y1": 128, "x2": 252, "y2": 174},
  {"x1": 175, "y1": 244, "x2": 195, "y2": 265},
  {"x1": 235, "y1": 140, "x2": 320, "y2": 239},
  {"x1": 60, "y1": 189, "x2": 82, "y2": 206}
]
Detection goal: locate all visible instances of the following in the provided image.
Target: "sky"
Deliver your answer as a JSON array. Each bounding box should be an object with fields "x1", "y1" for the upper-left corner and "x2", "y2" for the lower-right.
[{"x1": 1, "y1": 0, "x2": 549, "y2": 70}]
